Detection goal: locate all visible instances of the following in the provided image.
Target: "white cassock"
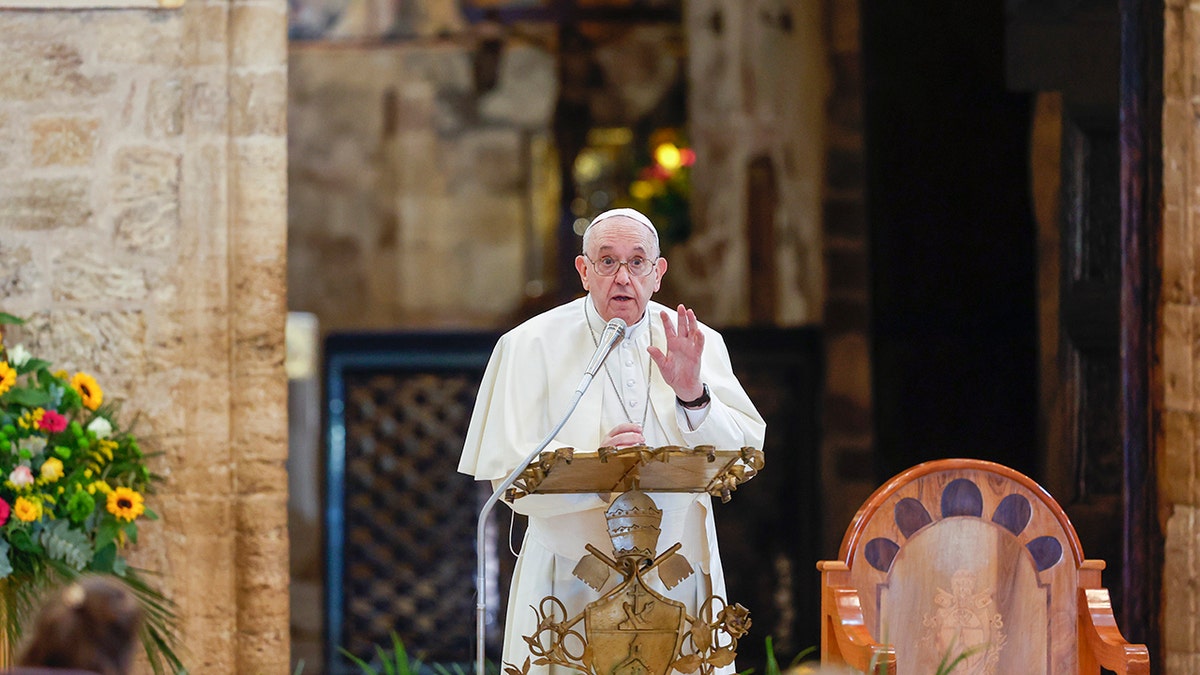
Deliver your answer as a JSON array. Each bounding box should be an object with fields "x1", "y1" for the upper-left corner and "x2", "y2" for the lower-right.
[{"x1": 458, "y1": 297, "x2": 767, "y2": 675}]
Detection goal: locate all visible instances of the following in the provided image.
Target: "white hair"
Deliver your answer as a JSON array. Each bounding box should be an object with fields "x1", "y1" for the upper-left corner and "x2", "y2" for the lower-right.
[{"x1": 582, "y1": 208, "x2": 661, "y2": 258}]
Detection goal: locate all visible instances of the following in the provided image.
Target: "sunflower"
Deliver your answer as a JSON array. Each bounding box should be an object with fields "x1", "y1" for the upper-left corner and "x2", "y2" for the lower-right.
[
  {"x1": 0, "y1": 361, "x2": 14, "y2": 397},
  {"x1": 106, "y1": 487, "x2": 144, "y2": 522},
  {"x1": 69, "y1": 371, "x2": 103, "y2": 411}
]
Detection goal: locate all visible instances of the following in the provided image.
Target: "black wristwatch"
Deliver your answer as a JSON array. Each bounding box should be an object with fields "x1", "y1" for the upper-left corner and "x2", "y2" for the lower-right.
[{"x1": 677, "y1": 383, "x2": 711, "y2": 409}]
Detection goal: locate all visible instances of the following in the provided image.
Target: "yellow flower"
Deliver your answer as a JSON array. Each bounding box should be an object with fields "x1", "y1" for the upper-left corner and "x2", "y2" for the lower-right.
[
  {"x1": 87, "y1": 480, "x2": 112, "y2": 496},
  {"x1": 70, "y1": 372, "x2": 103, "y2": 411},
  {"x1": 14, "y1": 496, "x2": 42, "y2": 522},
  {"x1": 106, "y1": 487, "x2": 144, "y2": 522},
  {"x1": 0, "y1": 362, "x2": 14, "y2": 397},
  {"x1": 39, "y1": 457, "x2": 64, "y2": 483},
  {"x1": 17, "y1": 408, "x2": 45, "y2": 430}
]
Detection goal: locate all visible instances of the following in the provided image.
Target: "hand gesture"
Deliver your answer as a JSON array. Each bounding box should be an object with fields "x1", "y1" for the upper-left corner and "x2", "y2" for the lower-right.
[
  {"x1": 648, "y1": 304, "x2": 705, "y2": 402},
  {"x1": 601, "y1": 422, "x2": 645, "y2": 448}
]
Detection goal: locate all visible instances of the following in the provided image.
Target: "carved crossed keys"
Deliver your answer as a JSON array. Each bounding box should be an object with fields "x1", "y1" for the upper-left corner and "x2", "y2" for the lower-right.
[{"x1": 506, "y1": 490, "x2": 750, "y2": 675}]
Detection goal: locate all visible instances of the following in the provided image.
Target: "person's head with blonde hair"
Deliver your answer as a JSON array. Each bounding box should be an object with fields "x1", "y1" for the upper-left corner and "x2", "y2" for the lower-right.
[{"x1": 17, "y1": 575, "x2": 143, "y2": 675}]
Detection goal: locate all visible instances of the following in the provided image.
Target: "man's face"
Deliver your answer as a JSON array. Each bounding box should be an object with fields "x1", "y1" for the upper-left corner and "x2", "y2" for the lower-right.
[{"x1": 575, "y1": 216, "x2": 667, "y2": 325}]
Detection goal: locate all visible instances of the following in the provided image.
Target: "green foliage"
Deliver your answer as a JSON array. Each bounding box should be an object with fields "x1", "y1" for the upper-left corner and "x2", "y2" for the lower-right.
[
  {"x1": 338, "y1": 632, "x2": 501, "y2": 675},
  {"x1": 339, "y1": 631, "x2": 423, "y2": 675},
  {"x1": 0, "y1": 318, "x2": 183, "y2": 673}
]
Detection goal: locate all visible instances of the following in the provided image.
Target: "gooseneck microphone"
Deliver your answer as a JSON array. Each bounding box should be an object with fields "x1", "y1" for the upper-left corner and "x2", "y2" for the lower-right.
[
  {"x1": 575, "y1": 317, "x2": 627, "y2": 394},
  {"x1": 474, "y1": 315, "x2": 627, "y2": 675}
]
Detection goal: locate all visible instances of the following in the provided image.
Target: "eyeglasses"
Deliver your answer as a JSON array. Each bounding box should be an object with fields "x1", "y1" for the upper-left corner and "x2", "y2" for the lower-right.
[{"x1": 585, "y1": 254, "x2": 658, "y2": 277}]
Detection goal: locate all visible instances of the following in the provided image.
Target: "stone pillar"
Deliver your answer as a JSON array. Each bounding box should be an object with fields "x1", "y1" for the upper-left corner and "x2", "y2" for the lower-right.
[
  {"x1": 683, "y1": 0, "x2": 828, "y2": 326},
  {"x1": 1160, "y1": 2, "x2": 1200, "y2": 672},
  {"x1": 0, "y1": 0, "x2": 290, "y2": 672}
]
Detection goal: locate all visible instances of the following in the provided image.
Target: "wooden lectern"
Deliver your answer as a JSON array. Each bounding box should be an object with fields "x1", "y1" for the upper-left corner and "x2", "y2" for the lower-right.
[{"x1": 501, "y1": 444, "x2": 764, "y2": 675}]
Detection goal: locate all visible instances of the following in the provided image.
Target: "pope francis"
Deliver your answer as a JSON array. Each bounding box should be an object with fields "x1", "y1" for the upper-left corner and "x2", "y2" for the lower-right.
[{"x1": 458, "y1": 208, "x2": 767, "y2": 675}]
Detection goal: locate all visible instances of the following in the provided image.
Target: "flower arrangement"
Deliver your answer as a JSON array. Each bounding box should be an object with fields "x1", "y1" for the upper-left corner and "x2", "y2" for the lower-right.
[
  {"x1": 0, "y1": 312, "x2": 181, "y2": 673},
  {"x1": 623, "y1": 128, "x2": 694, "y2": 248}
]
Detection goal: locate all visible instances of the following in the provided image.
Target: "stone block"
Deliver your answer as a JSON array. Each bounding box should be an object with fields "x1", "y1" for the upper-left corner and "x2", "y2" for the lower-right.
[
  {"x1": 1163, "y1": 304, "x2": 1194, "y2": 411},
  {"x1": 1165, "y1": 6, "x2": 1186, "y2": 100},
  {"x1": 90, "y1": 12, "x2": 185, "y2": 68},
  {"x1": 1162, "y1": 410, "x2": 1198, "y2": 506},
  {"x1": 479, "y1": 44, "x2": 557, "y2": 128},
  {"x1": 825, "y1": 333, "x2": 871, "y2": 404},
  {"x1": 112, "y1": 146, "x2": 182, "y2": 254},
  {"x1": 0, "y1": 41, "x2": 115, "y2": 101},
  {"x1": 826, "y1": 247, "x2": 868, "y2": 293},
  {"x1": 181, "y1": 2, "x2": 230, "y2": 67},
  {"x1": 166, "y1": 492, "x2": 236, "y2": 538},
  {"x1": 186, "y1": 79, "x2": 229, "y2": 134},
  {"x1": 50, "y1": 249, "x2": 149, "y2": 303},
  {"x1": 0, "y1": 178, "x2": 91, "y2": 230},
  {"x1": 232, "y1": 138, "x2": 287, "y2": 229},
  {"x1": 30, "y1": 116, "x2": 100, "y2": 167},
  {"x1": 449, "y1": 128, "x2": 522, "y2": 191},
  {"x1": 1166, "y1": 653, "x2": 1200, "y2": 675},
  {"x1": 830, "y1": 0, "x2": 861, "y2": 53},
  {"x1": 24, "y1": 310, "x2": 148, "y2": 381},
  {"x1": 231, "y1": 70, "x2": 288, "y2": 137},
  {"x1": 146, "y1": 77, "x2": 184, "y2": 138},
  {"x1": 231, "y1": 4, "x2": 288, "y2": 69},
  {"x1": 401, "y1": 45, "x2": 473, "y2": 93},
  {"x1": 237, "y1": 626, "x2": 290, "y2": 675},
  {"x1": 1163, "y1": 507, "x2": 1198, "y2": 652},
  {"x1": 0, "y1": 240, "x2": 38, "y2": 300}
]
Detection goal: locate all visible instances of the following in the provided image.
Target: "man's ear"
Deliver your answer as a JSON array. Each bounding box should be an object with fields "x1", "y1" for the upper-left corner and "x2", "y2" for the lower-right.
[
  {"x1": 575, "y1": 255, "x2": 591, "y2": 290},
  {"x1": 652, "y1": 257, "x2": 667, "y2": 291}
]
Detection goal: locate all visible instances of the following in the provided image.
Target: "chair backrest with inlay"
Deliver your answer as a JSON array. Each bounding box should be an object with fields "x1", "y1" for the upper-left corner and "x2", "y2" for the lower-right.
[{"x1": 839, "y1": 459, "x2": 1084, "y2": 675}]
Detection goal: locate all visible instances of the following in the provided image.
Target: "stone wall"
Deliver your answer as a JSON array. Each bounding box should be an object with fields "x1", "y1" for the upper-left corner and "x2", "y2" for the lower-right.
[
  {"x1": 683, "y1": 0, "x2": 828, "y2": 325},
  {"x1": 287, "y1": 38, "x2": 560, "y2": 332},
  {"x1": 815, "y1": 0, "x2": 875, "y2": 557},
  {"x1": 1160, "y1": 1, "x2": 1200, "y2": 672},
  {"x1": 0, "y1": 1, "x2": 290, "y2": 673}
]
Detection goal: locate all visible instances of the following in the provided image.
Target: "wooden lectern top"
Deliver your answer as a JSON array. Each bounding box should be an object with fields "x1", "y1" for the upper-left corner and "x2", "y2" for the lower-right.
[{"x1": 504, "y1": 444, "x2": 764, "y2": 503}]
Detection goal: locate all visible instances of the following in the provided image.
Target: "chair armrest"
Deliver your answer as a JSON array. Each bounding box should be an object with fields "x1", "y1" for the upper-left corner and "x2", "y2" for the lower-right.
[
  {"x1": 1077, "y1": 583, "x2": 1150, "y2": 675},
  {"x1": 818, "y1": 561, "x2": 897, "y2": 674}
]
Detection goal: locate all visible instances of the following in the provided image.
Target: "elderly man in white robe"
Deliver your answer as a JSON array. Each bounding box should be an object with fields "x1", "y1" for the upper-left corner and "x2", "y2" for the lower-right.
[{"x1": 459, "y1": 208, "x2": 766, "y2": 675}]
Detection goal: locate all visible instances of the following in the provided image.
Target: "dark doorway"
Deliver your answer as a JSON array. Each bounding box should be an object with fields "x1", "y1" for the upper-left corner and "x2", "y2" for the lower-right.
[{"x1": 861, "y1": 1, "x2": 1040, "y2": 480}]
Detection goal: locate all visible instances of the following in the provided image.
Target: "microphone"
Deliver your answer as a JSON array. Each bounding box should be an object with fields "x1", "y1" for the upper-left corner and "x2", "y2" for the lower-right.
[
  {"x1": 576, "y1": 317, "x2": 627, "y2": 394},
  {"x1": 474, "y1": 314, "x2": 626, "y2": 674}
]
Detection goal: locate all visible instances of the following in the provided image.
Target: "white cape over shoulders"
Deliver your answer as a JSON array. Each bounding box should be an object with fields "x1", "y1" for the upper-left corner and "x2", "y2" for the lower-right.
[{"x1": 459, "y1": 297, "x2": 766, "y2": 674}]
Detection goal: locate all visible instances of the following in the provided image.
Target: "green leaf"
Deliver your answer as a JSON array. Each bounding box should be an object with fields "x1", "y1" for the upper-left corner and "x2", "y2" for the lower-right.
[
  {"x1": 9, "y1": 527, "x2": 40, "y2": 553},
  {"x1": 2, "y1": 386, "x2": 54, "y2": 408},
  {"x1": 339, "y1": 646, "x2": 380, "y2": 675},
  {"x1": 0, "y1": 540, "x2": 13, "y2": 578},
  {"x1": 96, "y1": 518, "x2": 122, "y2": 549},
  {"x1": 17, "y1": 358, "x2": 51, "y2": 375},
  {"x1": 39, "y1": 519, "x2": 93, "y2": 570},
  {"x1": 91, "y1": 542, "x2": 117, "y2": 573},
  {"x1": 0, "y1": 313, "x2": 25, "y2": 325}
]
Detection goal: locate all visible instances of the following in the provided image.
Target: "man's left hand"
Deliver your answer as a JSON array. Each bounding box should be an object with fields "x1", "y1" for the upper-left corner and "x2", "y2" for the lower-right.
[{"x1": 648, "y1": 304, "x2": 705, "y2": 401}]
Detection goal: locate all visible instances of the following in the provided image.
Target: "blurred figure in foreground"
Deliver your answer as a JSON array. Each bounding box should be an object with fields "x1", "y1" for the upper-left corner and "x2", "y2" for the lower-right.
[{"x1": 15, "y1": 575, "x2": 143, "y2": 675}]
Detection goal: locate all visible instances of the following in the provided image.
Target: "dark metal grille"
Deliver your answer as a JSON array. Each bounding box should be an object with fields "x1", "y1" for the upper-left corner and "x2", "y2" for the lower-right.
[
  {"x1": 325, "y1": 331, "x2": 503, "y2": 675},
  {"x1": 339, "y1": 372, "x2": 482, "y2": 662}
]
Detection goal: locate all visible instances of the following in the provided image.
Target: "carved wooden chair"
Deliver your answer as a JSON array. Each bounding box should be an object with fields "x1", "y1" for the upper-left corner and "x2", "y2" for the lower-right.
[{"x1": 817, "y1": 458, "x2": 1149, "y2": 674}]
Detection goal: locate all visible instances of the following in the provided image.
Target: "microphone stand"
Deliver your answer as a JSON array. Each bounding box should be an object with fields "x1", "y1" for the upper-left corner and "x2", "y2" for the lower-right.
[{"x1": 473, "y1": 356, "x2": 613, "y2": 675}]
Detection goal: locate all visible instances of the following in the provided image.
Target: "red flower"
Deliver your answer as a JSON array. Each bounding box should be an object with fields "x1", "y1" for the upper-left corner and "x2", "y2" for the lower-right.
[
  {"x1": 37, "y1": 410, "x2": 68, "y2": 433},
  {"x1": 0, "y1": 498, "x2": 11, "y2": 527}
]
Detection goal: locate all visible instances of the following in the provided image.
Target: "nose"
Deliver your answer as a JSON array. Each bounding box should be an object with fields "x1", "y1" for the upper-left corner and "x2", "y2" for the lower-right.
[{"x1": 613, "y1": 262, "x2": 634, "y2": 283}]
